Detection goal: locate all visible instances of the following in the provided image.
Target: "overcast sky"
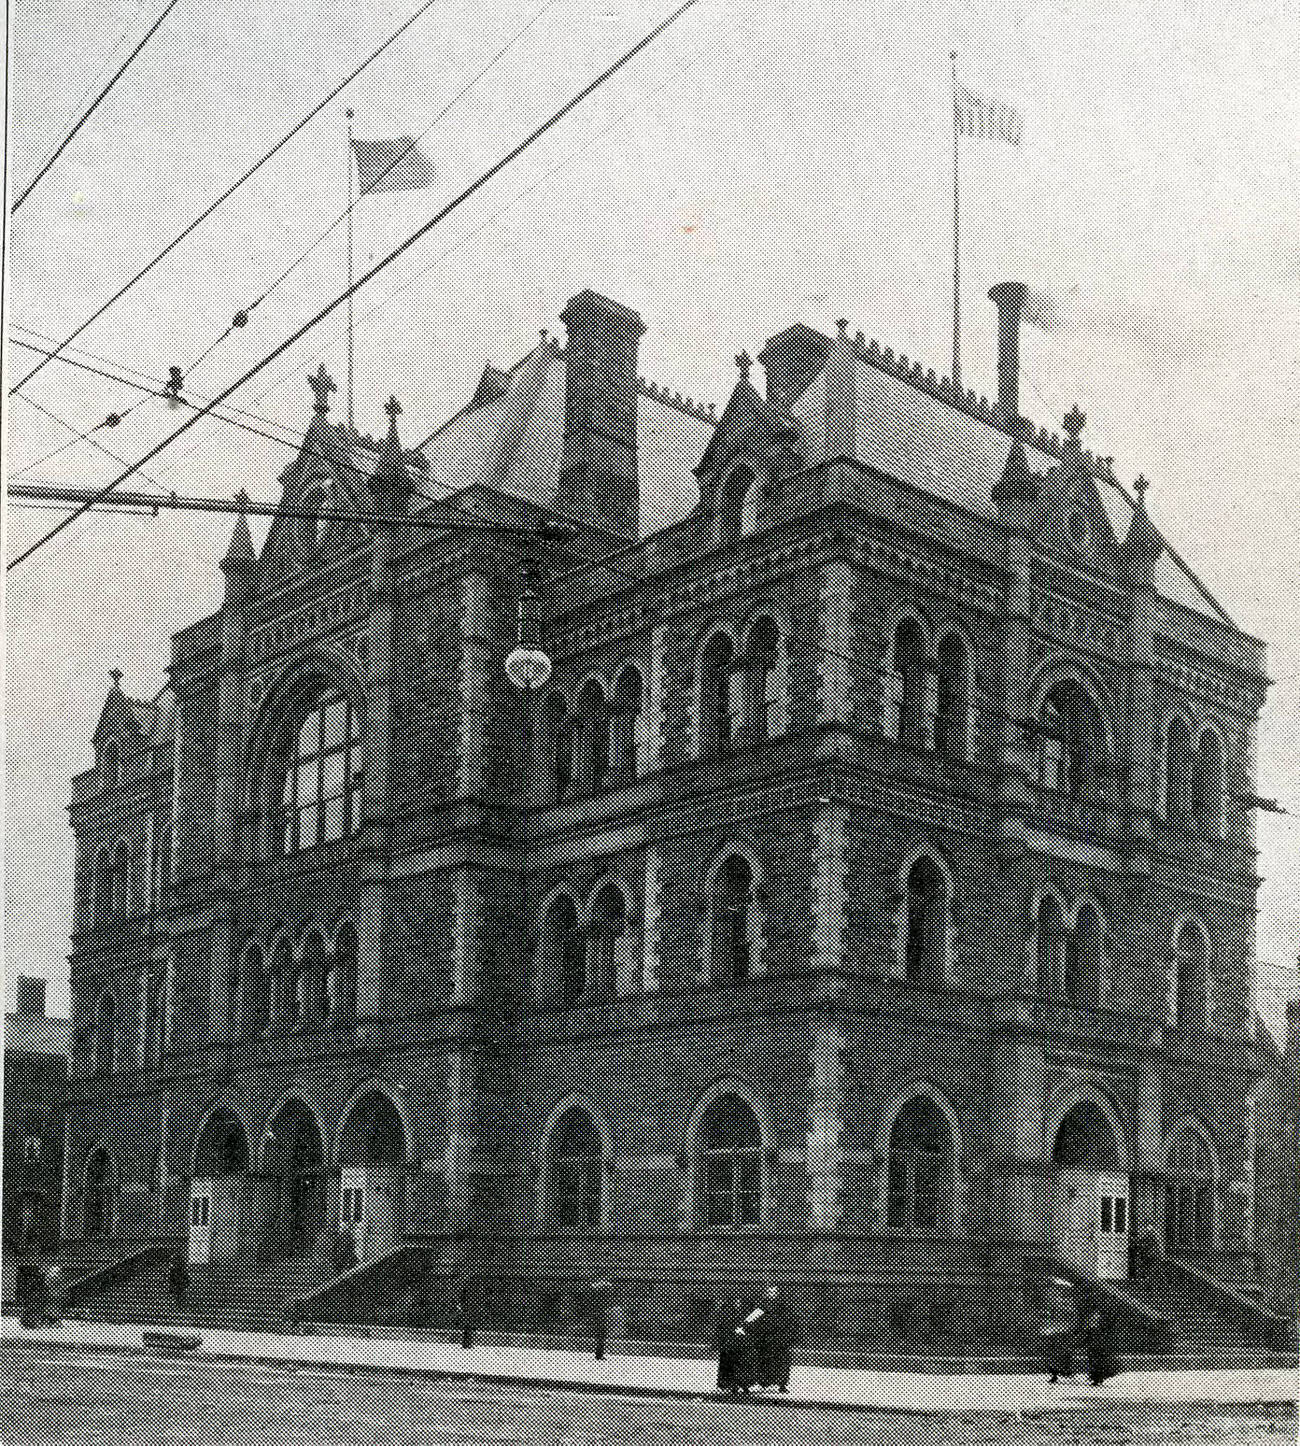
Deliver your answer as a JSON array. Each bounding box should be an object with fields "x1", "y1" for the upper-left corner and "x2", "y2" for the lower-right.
[{"x1": 5, "y1": 0, "x2": 1298, "y2": 1026}]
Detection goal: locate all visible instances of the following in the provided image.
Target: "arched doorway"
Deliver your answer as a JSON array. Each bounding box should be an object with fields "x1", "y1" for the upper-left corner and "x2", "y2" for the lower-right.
[
  {"x1": 1050, "y1": 1100, "x2": 1129, "y2": 1279},
  {"x1": 337, "y1": 1091, "x2": 407, "y2": 1263},
  {"x1": 190, "y1": 1110, "x2": 252, "y2": 1265},
  {"x1": 83, "y1": 1148, "x2": 117, "y2": 1238},
  {"x1": 262, "y1": 1102, "x2": 326, "y2": 1259}
]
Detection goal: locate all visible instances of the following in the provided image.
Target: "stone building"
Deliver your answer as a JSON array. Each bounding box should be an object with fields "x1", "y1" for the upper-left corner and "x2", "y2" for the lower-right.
[
  {"x1": 60, "y1": 285, "x2": 1276, "y2": 1348},
  {"x1": 3, "y1": 977, "x2": 70, "y2": 1254}
]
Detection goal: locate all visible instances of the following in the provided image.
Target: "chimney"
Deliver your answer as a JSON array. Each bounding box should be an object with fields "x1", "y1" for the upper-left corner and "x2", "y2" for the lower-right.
[
  {"x1": 555, "y1": 290, "x2": 646, "y2": 540},
  {"x1": 756, "y1": 325, "x2": 832, "y2": 409},
  {"x1": 988, "y1": 283, "x2": 1029, "y2": 432},
  {"x1": 15, "y1": 976, "x2": 47, "y2": 1017}
]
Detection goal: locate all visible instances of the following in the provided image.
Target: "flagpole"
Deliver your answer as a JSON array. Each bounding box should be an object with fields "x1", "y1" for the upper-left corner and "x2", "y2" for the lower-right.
[
  {"x1": 951, "y1": 50, "x2": 961, "y2": 395},
  {"x1": 346, "y1": 107, "x2": 356, "y2": 435}
]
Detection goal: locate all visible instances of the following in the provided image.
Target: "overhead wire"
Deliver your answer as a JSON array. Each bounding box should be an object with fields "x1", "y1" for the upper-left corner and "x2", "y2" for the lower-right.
[
  {"x1": 7, "y1": 0, "x2": 703, "y2": 572},
  {"x1": 11, "y1": 0, "x2": 184, "y2": 213},
  {"x1": 10, "y1": 0, "x2": 449, "y2": 395}
]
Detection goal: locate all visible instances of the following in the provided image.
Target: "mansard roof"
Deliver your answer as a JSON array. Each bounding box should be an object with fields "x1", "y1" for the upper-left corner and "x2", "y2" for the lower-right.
[{"x1": 414, "y1": 337, "x2": 717, "y2": 539}]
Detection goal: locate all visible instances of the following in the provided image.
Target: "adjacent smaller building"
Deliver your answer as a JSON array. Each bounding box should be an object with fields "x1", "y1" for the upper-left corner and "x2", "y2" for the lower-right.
[{"x1": 3, "y1": 977, "x2": 70, "y2": 1253}]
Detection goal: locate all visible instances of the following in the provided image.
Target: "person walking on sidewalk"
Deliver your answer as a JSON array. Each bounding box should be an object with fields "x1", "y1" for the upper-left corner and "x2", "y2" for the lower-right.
[
  {"x1": 748, "y1": 1285, "x2": 799, "y2": 1392},
  {"x1": 1082, "y1": 1305, "x2": 1116, "y2": 1386},
  {"x1": 168, "y1": 1249, "x2": 190, "y2": 1312},
  {"x1": 587, "y1": 1278, "x2": 612, "y2": 1361},
  {"x1": 1039, "y1": 1276, "x2": 1077, "y2": 1383},
  {"x1": 457, "y1": 1276, "x2": 477, "y2": 1349},
  {"x1": 15, "y1": 1253, "x2": 42, "y2": 1329},
  {"x1": 715, "y1": 1295, "x2": 753, "y2": 1395}
]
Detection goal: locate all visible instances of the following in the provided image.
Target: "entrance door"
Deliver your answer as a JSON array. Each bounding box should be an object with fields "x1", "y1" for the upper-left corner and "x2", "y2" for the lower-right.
[
  {"x1": 1051, "y1": 1100, "x2": 1129, "y2": 1280},
  {"x1": 263, "y1": 1102, "x2": 326, "y2": 1259}
]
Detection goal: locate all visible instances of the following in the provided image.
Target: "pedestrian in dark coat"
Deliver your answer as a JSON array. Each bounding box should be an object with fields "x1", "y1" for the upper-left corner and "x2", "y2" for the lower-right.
[
  {"x1": 749, "y1": 1286, "x2": 798, "y2": 1392},
  {"x1": 457, "y1": 1277, "x2": 477, "y2": 1349},
  {"x1": 588, "y1": 1278, "x2": 612, "y2": 1361},
  {"x1": 1039, "y1": 1276, "x2": 1077, "y2": 1383},
  {"x1": 715, "y1": 1296, "x2": 753, "y2": 1395},
  {"x1": 1082, "y1": 1306, "x2": 1116, "y2": 1386},
  {"x1": 168, "y1": 1250, "x2": 190, "y2": 1311},
  {"x1": 15, "y1": 1255, "x2": 41, "y2": 1328}
]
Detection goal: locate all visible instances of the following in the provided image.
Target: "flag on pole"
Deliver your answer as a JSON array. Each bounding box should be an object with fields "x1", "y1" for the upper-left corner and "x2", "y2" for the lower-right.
[
  {"x1": 954, "y1": 82, "x2": 1023, "y2": 145},
  {"x1": 351, "y1": 136, "x2": 435, "y2": 193}
]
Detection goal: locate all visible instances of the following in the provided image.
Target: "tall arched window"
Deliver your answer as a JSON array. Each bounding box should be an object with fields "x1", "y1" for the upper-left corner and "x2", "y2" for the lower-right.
[
  {"x1": 1192, "y1": 729, "x2": 1225, "y2": 834},
  {"x1": 94, "y1": 847, "x2": 113, "y2": 925},
  {"x1": 333, "y1": 924, "x2": 359, "y2": 1020},
  {"x1": 742, "y1": 617, "x2": 784, "y2": 740},
  {"x1": 934, "y1": 634, "x2": 969, "y2": 760},
  {"x1": 275, "y1": 691, "x2": 362, "y2": 854},
  {"x1": 710, "y1": 855, "x2": 757, "y2": 983},
  {"x1": 300, "y1": 485, "x2": 328, "y2": 551},
  {"x1": 1165, "y1": 716, "x2": 1194, "y2": 820},
  {"x1": 542, "y1": 896, "x2": 585, "y2": 1003},
  {"x1": 546, "y1": 1107, "x2": 603, "y2": 1227},
  {"x1": 1166, "y1": 1127, "x2": 1215, "y2": 1252},
  {"x1": 1035, "y1": 895, "x2": 1067, "y2": 995},
  {"x1": 699, "y1": 633, "x2": 737, "y2": 756},
  {"x1": 610, "y1": 667, "x2": 643, "y2": 779},
  {"x1": 83, "y1": 1149, "x2": 116, "y2": 1237},
  {"x1": 575, "y1": 680, "x2": 611, "y2": 792},
  {"x1": 92, "y1": 993, "x2": 116, "y2": 1075},
  {"x1": 697, "y1": 1094, "x2": 762, "y2": 1227},
  {"x1": 1039, "y1": 680, "x2": 1105, "y2": 797},
  {"x1": 587, "y1": 885, "x2": 628, "y2": 997},
  {"x1": 886, "y1": 1097, "x2": 955, "y2": 1232},
  {"x1": 544, "y1": 694, "x2": 573, "y2": 801},
  {"x1": 1066, "y1": 902, "x2": 1104, "y2": 1007},
  {"x1": 888, "y1": 619, "x2": 929, "y2": 746},
  {"x1": 904, "y1": 856, "x2": 949, "y2": 984},
  {"x1": 1174, "y1": 921, "x2": 1209, "y2": 1030}
]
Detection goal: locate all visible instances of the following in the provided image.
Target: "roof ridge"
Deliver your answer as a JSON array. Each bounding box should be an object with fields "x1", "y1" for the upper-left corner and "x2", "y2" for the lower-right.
[{"x1": 636, "y1": 373, "x2": 717, "y2": 423}]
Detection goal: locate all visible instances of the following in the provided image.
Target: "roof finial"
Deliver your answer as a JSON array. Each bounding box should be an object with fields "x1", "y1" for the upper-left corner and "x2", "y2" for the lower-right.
[
  {"x1": 735, "y1": 350, "x2": 752, "y2": 381},
  {"x1": 309, "y1": 364, "x2": 337, "y2": 415},
  {"x1": 1134, "y1": 473, "x2": 1150, "y2": 503},
  {"x1": 836, "y1": 318, "x2": 849, "y2": 340},
  {"x1": 1063, "y1": 404, "x2": 1086, "y2": 441},
  {"x1": 385, "y1": 394, "x2": 402, "y2": 426},
  {"x1": 109, "y1": 668, "x2": 124, "y2": 691}
]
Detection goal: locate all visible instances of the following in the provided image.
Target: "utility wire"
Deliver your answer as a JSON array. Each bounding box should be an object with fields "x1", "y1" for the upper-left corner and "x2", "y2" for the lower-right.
[
  {"x1": 14, "y1": 392, "x2": 171, "y2": 494},
  {"x1": 11, "y1": 0, "x2": 183, "y2": 213},
  {"x1": 7, "y1": 0, "x2": 702, "y2": 571},
  {"x1": 10, "y1": 0, "x2": 448, "y2": 395}
]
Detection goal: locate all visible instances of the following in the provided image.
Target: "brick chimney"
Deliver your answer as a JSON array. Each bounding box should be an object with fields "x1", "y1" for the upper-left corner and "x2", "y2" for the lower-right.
[
  {"x1": 555, "y1": 290, "x2": 646, "y2": 540},
  {"x1": 756, "y1": 325, "x2": 831, "y2": 409},
  {"x1": 988, "y1": 283, "x2": 1029, "y2": 433},
  {"x1": 15, "y1": 976, "x2": 47, "y2": 1016}
]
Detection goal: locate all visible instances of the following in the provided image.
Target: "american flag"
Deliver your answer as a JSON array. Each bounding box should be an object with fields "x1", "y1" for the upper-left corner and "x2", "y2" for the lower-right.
[
  {"x1": 351, "y1": 136, "x2": 435, "y2": 194},
  {"x1": 954, "y1": 82, "x2": 1023, "y2": 146}
]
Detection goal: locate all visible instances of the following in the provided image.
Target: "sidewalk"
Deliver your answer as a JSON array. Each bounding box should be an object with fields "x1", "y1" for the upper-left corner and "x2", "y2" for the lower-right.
[{"x1": 2, "y1": 1317, "x2": 1296, "y2": 1413}]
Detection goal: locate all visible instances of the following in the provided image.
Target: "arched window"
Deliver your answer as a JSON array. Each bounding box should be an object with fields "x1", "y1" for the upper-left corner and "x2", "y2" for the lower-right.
[
  {"x1": 904, "y1": 856, "x2": 949, "y2": 984},
  {"x1": 1036, "y1": 895, "x2": 1067, "y2": 996},
  {"x1": 1165, "y1": 716, "x2": 1194, "y2": 820},
  {"x1": 886, "y1": 1097, "x2": 955, "y2": 1232},
  {"x1": 1039, "y1": 680, "x2": 1105, "y2": 797},
  {"x1": 1066, "y1": 902, "x2": 1104, "y2": 1007},
  {"x1": 152, "y1": 826, "x2": 172, "y2": 906},
  {"x1": 1192, "y1": 729, "x2": 1225, "y2": 834},
  {"x1": 719, "y1": 467, "x2": 759, "y2": 545},
  {"x1": 113, "y1": 840, "x2": 131, "y2": 915},
  {"x1": 546, "y1": 1107, "x2": 603, "y2": 1227},
  {"x1": 699, "y1": 633, "x2": 737, "y2": 757},
  {"x1": 333, "y1": 924, "x2": 359, "y2": 1020},
  {"x1": 542, "y1": 896, "x2": 586, "y2": 1003},
  {"x1": 575, "y1": 680, "x2": 611, "y2": 792},
  {"x1": 710, "y1": 855, "x2": 758, "y2": 983},
  {"x1": 242, "y1": 943, "x2": 268, "y2": 1036},
  {"x1": 298, "y1": 931, "x2": 326, "y2": 1025},
  {"x1": 544, "y1": 694, "x2": 573, "y2": 801},
  {"x1": 1166, "y1": 1126, "x2": 1215, "y2": 1252},
  {"x1": 339, "y1": 1092, "x2": 406, "y2": 1167},
  {"x1": 194, "y1": 1111, "x2": 250, "y2": 1178},
  {"x1": 587, "y1": 885, "x2": 628, "y2": 997},
  {"x1": 83, "y1": 1149, "x2": 116, "y2": 1237},
  {"x1": 93, "y1": 848, "x2": 113, "y2": 925},
  {"x1": 887, "y1": 619, "x2": 929, "y2": 746},
  {"x1": 742, "y1": 617, "x2": 784, "y2": 740},
  {"x1": 934, "y1": 634, "x2": 969, "y2": 760},
  {"x1": 300, "y1": 485, "x2": 328, "y2": 551},
  {"x1": 610, "y1": 667, "x2": 643, "y2": 779},
  {"x1": 697, "y1": 1094, "x2": 763, "y2": 1227},
  {"x1": 92, "y1": 994, "x2": 116, "y2": 1075},
  {"x1": 1174, "y1": 921, "x2": 1209, "y2": 1030},
  {"x1": 275, "y1": 691, "x2": 362, "y2": 854},
  {"x1": 158, "y1": 955, "x2": 176, "y2": 1055}
]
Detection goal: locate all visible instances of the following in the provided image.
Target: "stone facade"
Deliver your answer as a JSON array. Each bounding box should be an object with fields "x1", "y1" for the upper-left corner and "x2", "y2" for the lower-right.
[{"x1": 59, "y1": 288, "x2": 1274, "y2": 1349}]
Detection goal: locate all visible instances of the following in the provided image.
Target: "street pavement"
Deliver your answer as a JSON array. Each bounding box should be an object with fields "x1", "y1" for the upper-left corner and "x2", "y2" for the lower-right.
[
  {"x1": 1, "y1": 1316, "x2": 1296, "y2": 1415},
  {"x1": 0, "y1": 1345, "x2": 1295, "y2": 1446}
]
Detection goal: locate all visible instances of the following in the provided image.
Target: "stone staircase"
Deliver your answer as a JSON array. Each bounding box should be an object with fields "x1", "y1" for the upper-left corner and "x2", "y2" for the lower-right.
[
  {"x1": 1092, "y1": 1273, "x2": 1297, "y2": 1366},
  {"x1": 74, "y1": 1257, "x2": 330, "y2": 1335}
]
